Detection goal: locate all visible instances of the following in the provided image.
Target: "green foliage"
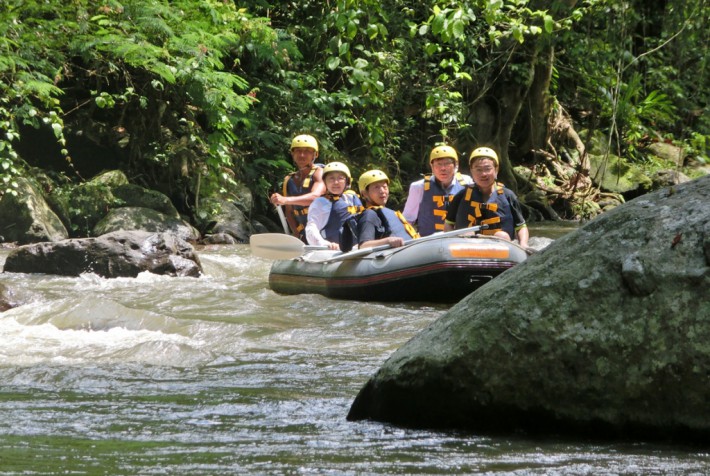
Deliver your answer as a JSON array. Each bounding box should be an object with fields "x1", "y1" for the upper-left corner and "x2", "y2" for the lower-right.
[
  {"x1": 614, "y1": 73, "x2": 677, "y2": 160},
  {"x1": 556, "y1": 0, "x2": 708, "y2": 163},
  {"x1": 1, "y1": 0, "x2": 706, "y2": 229},
  {"x1": 51, "y1": 181, "x2": 124, "y2": 237},
  {"x1": 685, "y1": 132, "x2": 710, "y2": 165},
  {"x1": 0, "y1": 0, "x2": 270, "y2": 204}
]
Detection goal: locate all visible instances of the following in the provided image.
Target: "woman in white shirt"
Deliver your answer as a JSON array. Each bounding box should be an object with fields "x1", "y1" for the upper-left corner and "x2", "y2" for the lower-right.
[{"x1": 305, "y1": 162, "x2": 363, "y2": 250}]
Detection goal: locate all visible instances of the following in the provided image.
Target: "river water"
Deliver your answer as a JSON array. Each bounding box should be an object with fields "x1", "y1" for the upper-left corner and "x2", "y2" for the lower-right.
[{"x1": 0, "y1": 236, "x2": 708, "y2": 474}]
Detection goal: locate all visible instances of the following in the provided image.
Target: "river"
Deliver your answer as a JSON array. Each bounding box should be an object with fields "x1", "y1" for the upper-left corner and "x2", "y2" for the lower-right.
[{"x1": 0, "y1": 233, "x2": 708, "y2": 474}]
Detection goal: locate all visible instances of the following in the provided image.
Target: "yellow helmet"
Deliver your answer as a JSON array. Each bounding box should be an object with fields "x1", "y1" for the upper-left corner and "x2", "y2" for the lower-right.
[
  {"x1": 290, "y1": 134, "x2": 319, "y2": 152},
  {"x1": 429, "y1": 145, "x2": 459, "y2": 164},
  {"x1": 358, "y1": 169, "x2": 389, "y2": 192},
  {"x1": 323, "y1": 162, "x2": 351, "y2": 181},
  {"x1": 469, "y1": 147, "x2": 499, "y2": 166}
]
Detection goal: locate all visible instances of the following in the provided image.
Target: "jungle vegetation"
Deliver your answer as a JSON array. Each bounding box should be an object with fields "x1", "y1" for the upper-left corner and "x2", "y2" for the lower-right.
[{"x1": 0, "y1": 0, "x2": 708, "y2": 229}]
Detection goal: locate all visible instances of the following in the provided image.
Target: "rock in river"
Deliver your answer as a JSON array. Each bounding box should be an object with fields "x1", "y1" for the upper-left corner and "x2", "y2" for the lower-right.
[
  {"x1": 348, "y1": 175, "x2": 710, "y2": 441},
  {"x1": 3, "y1": 230, "x2": 202, "y2": 278}
]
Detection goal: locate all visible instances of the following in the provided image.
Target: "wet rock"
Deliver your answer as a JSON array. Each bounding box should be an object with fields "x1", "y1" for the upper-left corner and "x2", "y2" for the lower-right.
[
  {"x1": 348, "y1": 175, "x2": 710, "y2": 442},
  {"x1": 0, "y1": 177, "x2": 68, "y2": 244},
  {"x1": 0, "y1": 283, "x2": 16, "y2": 311},
  {"x1": 202, "y1": 233, "x2": 238, "y2": 245},
  {"x1": 202, "y1": 198, "x2": 252, "y2": 243},
  {"x1": 3, "y1": 230, "x2": 202, "y2": 278}
]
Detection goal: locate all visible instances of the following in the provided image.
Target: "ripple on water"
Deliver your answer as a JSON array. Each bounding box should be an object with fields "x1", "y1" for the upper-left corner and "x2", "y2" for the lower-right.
[{"x1": 0, "y1": 245, "x2": 709, "y2": 474}]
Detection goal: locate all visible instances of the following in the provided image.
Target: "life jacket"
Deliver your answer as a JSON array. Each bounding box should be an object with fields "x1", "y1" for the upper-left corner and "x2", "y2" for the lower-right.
[
  {"x1": 340, "y1": 206, "x2": 419, "y2": 252},
  {"x1": 320, "y1": 191, "x2": 363, "y2": 243},
  {"x1": 366, "y1": 206, "x2": 420, "y2": 242},
  {"x1": 453, "y1": 182, "x2": 515, "y2": 240},
  {"x1": 417, "y1": 173, "x2": 469, "y2": 236},
  {"x1": 282, "y1": 165, "x2": 320, "y2": 240}
]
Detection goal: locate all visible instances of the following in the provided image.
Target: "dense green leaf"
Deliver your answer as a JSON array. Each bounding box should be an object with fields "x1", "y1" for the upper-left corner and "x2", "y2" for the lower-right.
[{"x1": 0, "y1": 0, "x2": 706, "y2": 219}]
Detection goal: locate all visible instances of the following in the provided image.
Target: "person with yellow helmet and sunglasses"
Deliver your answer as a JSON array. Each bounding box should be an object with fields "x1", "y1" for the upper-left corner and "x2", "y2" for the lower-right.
[
  {"x1": 402, "y1": 144, "x2": 472, "y2": 236},
  {"x1": 340, "y1": 169, "x2": 419, "y2": 252},
  {"x1": 304, "y1": 162, "x2": 363, "y2": 250},
  {"x1": 444, "y1": 146, "x2": 529, "y2": 247},
  {"x1": 270, "y1": 134, "x2": 326, "y2": 242}
]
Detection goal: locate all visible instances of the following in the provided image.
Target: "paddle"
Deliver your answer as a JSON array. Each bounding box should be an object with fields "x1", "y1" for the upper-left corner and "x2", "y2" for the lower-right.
[
  {"x1": 321, "y1": 224, "x2": 487, "y2": 261},
  {"x1": 250, "y1": 224, "x2": 489, "y2": 261},
  {"x1": 275, "y1": 205, "x2": 290, "y2": 235},
  {"x1": 250, "y1": 233, "x2": 330, "y2": 259}
]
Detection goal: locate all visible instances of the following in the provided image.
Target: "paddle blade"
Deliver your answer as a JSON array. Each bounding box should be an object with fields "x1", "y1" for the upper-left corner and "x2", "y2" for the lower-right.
[{"x1": 250, "y1": 233, "x2": 306, "y2": 259}]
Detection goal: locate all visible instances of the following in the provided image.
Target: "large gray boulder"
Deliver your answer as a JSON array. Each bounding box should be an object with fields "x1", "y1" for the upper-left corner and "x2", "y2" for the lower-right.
[
  {"x1": 348, "y1": 175, "x2": 710, "y2": 441},
  {"x1": 201, "y1": 198, "x2": 252, "y2": 243},
  {"x1": 93, "y1": 207, "x2": 200, "y2": 242},
  {"x1": 3, "y1": 230, "x2": 202, "y2": 278},
  {"x1": 112, "y1": 184, "x2": 181, "y2": 218},
  {"x1": 0, "y1": 177, "x2": 68, "y2": 243}
]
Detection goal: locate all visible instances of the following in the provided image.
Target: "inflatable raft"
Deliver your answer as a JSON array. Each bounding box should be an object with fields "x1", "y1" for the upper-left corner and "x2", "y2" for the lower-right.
[{"x1": 265, "y1": 233, "x2": 528, "y2": 303}]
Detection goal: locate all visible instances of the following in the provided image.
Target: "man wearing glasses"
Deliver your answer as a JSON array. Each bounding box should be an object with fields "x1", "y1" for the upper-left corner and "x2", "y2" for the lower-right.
[
  {"x1": 402, "y1": 145, "x2": 473, "y2": 236},
  {"x1": 444, "y1": 146, "x2": 529, "y2": 248}
]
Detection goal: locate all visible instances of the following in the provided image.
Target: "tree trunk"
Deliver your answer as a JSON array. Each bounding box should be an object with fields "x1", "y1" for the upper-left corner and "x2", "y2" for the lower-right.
[
  {"x1": 512, "y1": 43, "x2": 555, "y2": 161},
  {"x1": 465, "y1": 41, "x2": 542, "y2": 191}
]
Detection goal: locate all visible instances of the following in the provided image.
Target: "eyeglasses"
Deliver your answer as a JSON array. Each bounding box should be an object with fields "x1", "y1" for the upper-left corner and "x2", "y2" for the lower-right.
[{"x1": 472, "y1": 167, "x2": 495, "y2": 174}]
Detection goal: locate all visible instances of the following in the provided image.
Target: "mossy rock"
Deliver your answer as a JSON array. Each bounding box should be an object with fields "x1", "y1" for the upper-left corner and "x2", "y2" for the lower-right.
[
  {"x1": 93, "y1": 207, "x2": 200, "y2": 241},
  {"x1": 0, "y1": 177, "x2": 68, "y2": 243},
  {"x1": 63, "y1": 182, "x2": 120, "y2": 237},
  {"x1": 588, "y1": 153, "x2": 652, "y2": 194},
  {"x1": 112, "y1": 184, "x2": 180, "y2": 218},
  {"x1": 647, "y1": 142, "x2": 685, "y2": 167},
  {"x1": 89, "y1": 170, "x2": 130, "y2": 187}
]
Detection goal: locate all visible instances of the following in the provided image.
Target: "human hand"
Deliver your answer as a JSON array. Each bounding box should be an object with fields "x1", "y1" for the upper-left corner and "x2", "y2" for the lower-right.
[
  {"x1": 270, "y1": 193, "x2": 286, "y2": 206},
  {"x1": 387, "y1": 237, "x2": 405, "y2": 248}
]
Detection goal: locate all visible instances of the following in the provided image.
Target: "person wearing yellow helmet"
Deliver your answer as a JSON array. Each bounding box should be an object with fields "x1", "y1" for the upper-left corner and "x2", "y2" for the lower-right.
[
  {"x1": 269, "y1": 134, "x2": 326, "y2": 242},
  {"x1": 304, "y1": 162, "x2": 363, "y2": 250},
  {"x1": 444, "y1": 146, "x2": 529, "y2": 247},
  {"x1": 402, "y1": 144, "x2": 473, "y2": 236},
  {"x1": 340, "y1": 169, "x2": 419, "y2": 251}
]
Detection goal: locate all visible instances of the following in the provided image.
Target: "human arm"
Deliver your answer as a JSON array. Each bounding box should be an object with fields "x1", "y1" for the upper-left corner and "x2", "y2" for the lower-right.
[
  {"x1": 305, "y1": 199, "x2": 339, "y2": 249},
  {"x1": 357, "y1": 209, "x2": 405, "y2": 249},
  {"x1": 359, "y1": 236, "x2": 405, "y2": 249},
  {"x1": 270, "y1": 168, "x2": 326, "y2": 207},
  {"x1": 515, "y1": 225, "x2": 529, "y2": 248},
  {"x1": 507, "y1": 191, "x2": 529, "y2": 247},
  {"x1": 401, "y1": 180, "x2": 424, "y2": 223}
]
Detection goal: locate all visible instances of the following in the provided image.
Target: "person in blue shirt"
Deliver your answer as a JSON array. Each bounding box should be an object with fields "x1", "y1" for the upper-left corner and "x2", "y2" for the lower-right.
[{"x1": 353, "y1": 170, "x2": 419, "y2": 250}]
